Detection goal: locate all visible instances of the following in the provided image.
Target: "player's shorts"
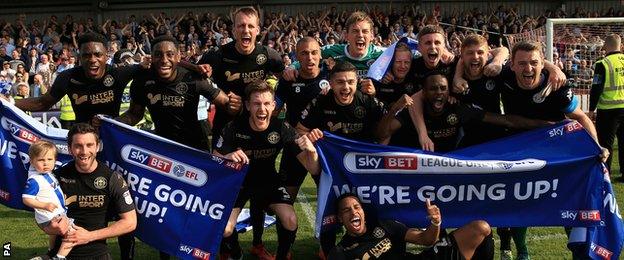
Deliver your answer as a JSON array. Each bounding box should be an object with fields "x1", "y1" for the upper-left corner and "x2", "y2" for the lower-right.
[
  {"x1": 413, "y1": 231, "x2": 462, "y2": 260},
  {"x1": 279, "y1": 148, "x2": 308, "y2": 187},
  {"x1": 234, "y1": 183, "x2": 294, "y2": 209}
]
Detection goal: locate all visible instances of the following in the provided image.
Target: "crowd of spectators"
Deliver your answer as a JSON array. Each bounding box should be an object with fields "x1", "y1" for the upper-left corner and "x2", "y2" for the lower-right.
[{"x1": 0, "y1": 4, "x2": 622, "y2": 100}]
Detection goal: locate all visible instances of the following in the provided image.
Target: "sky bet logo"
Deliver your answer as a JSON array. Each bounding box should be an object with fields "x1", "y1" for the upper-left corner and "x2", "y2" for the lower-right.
[
  {"x1": 560, "y1": 210, "x2": 601, "y2": 221},
  {"x1": 121, "y1": 145, "x2": 207, "y2": 187},
  {"x1": 1, "y1": 117, "x2": 40, "y2": 144},
  {"x1": 344, "y1": 152, "x2": 418, "y2": 173}
]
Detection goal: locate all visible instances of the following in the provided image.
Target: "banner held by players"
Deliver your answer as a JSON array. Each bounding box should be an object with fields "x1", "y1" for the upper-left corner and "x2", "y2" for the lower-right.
[
  {"x1": 99, "y1": 117, "x2": 247, "y2": 259},
  {"x1": 314, "y1": 122, "x2": 622, "y2": 252},
  {"x1": 0, "y1": 99, "x2": 249, "y2": 260}
]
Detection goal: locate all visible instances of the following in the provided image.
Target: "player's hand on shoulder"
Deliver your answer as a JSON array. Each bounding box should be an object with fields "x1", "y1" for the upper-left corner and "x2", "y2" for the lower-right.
[
  {"x1": 453, "y1": 77, "x2": 469, "y2": 94},
  {"x1": 140, "y1": 55, "x2": 151, "y2": 69},
  {"x1": 225, "y1": 149, "x2": 249, "y2": 164},
  {"x1": 483, "y1": 62, "x2": 502, "y2": 77},
  {"x1": 197, "y1": 64, "x2": 213, "y2": 78},
  {"x1": 282, "y1": 67, "x2": 299, "y2": 81},
  {"x1": 548, "y1": 67, "x2": 567, "y2": 92}
]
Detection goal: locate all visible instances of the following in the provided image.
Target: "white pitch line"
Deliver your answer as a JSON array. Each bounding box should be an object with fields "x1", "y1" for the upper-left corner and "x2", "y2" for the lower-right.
[{"x1": 297, "y1": 192, "x2": 316, "y2": 230}]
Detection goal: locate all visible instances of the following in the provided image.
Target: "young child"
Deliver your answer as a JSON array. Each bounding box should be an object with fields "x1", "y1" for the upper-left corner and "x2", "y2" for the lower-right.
[{"x1": 22, "y1": 140, "x2": 74, "y2": 260}]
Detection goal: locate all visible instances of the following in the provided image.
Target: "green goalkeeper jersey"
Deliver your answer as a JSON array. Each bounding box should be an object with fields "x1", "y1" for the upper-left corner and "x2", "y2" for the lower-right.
[{"x1": 293, "y1": 44, "x2": 386, "y2": 79}]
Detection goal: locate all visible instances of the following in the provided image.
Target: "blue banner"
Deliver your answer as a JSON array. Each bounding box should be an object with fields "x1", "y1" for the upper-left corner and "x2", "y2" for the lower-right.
[
  {"x1": 315, "y1": 121, "x2": 623, "y2": 258},
  {"x1": 0, "y1": 99, "x2": 248, "y2": 260},
  {"x1": 0, "y1": 100, "x2": 71, "y2": 210},
  {"x1": 98, "y1": 117, "x2": 247, "y2": 259},
  {"x1": 367, "y1": 37, "x2": 419, "y2": 81}
]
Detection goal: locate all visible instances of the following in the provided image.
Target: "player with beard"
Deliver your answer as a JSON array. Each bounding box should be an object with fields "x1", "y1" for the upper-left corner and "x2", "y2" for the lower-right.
[
  {"x1": 283, "y1": 11, "x2": 382, "y2": 96},
  {"x1": 117, "y1": 35, "x2": 240, "y2": 151},
  {"x1": 405, "y1": 27, "x2": 566, "y2": 151},
  {"x1": 371, "y1": 42, "x2": 418, "y2": 147},
  {"x1": 499, "y1": 41, "x2": 608, "y2": 260},
  {"x1": 275, "y1": 37, "x2": 328, "y2": 199},
  {"x1": 13, "y1": 33, "x2": 140, "y2": 124},
  {"x1": 214, "y1": 81, "x2": 319, "y2": 260},
  {"x1": 296, "y1": 60, "x2": 388, "y2": 258},
  {"x1": 198, "y1": 8, "x2": 284, "y2": 253},
  {"x1": 328, "y1": 193, "x2": 494, "y2": 260},
  {"x1": 296, "y1": 61, "x2": 386, "y2": 142},
  {"x1": 378, "y1": 72, "x2": 550, "y2": 152},
  {"x1": 44, "y1": 123, "x2": 136, "y2": 260},
  {"x1": 198, "y1": 6, "x2": 284, "y2": 150}
]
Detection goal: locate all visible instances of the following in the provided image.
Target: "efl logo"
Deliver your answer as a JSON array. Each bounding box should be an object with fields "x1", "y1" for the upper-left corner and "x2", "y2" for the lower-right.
[
  {"x1": 590, "y1": 243, "x2": 613, "y2": 260},
  {"x1": 192, "y1": 248, "x2": 210, "y2": 260},
  {"x1": 0, "y1": 189, "x2": 10, "y2": 201},
  {"x1": 344, "y1": 153, "x2": 418, "y2": 173},
  {"x1": 0, "y1": 117, "x2": 40, "y2": 144},
  {"x1": 121, "y1": 145, "x2": 207, "y2": 187},
  {"x1": 579, "y1": 210, "x2": 601, "y2": 221}
]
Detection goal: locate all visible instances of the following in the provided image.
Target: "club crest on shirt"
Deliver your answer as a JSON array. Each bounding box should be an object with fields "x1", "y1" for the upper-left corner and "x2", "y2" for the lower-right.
[
  {"x1": 319, "y1": 79, "x2": 330, "y2": 90},
  {"x1": 103, "y1": 75, "x2": 115, "y2": 87},
  {"x1": 373, "y1": 227, "x2": 385, "y2": 238},
  {"x1": 447, "y1": 113, "x2": 459, "y2": 125},
  {"x1": 354, "y1": 106, "x2": 366, "y2": 119},
  {"x1": 256, "y1": 54, "x2": 267, "y2": 65},
  {"x1": 175, "y1": 82, "x2": 188, "y2": 94},
  {"x1": 94, "y1": 176, "x2": 107, "y2": 189},
  {"x1": 533, "y1": 93, "x2": 545, "y2": 104},
  {"x1": 485, "y1": 80, "x2": 495, "y2": 91},
  {"x1": 267, "y1": 131, "x2": 280, "y2": 144}
]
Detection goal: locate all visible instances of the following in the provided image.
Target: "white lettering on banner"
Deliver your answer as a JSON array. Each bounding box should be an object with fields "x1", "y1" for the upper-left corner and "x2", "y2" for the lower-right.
[
  {"x1": 0, "y1": 140, "x2": 30, "y2": 165},
  {"x1": 104, "y1": 161, "x2": 227, "y2": 222},
  {"x1": 120, "y1": 145, "x2": 208, "y2": 187},
  {"x1": 31, "y1": 112, "x2": 62, "y2": 129},
  {"x1": 343, "y1": 152, "x2": 547, "y2": 174},
  {"x1": 155, "y1": 184, "x2": 224, "y2": 220},
  {"x1": 332, "y1": 179, "x2": 560, "y2": 204}
]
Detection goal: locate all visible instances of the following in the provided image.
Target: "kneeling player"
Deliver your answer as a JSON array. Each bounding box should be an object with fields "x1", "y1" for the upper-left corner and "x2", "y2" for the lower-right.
[
  {"x1": 329, "y1": 193, "x2": 494, "y2": 260},
  {"x1": 214, "y1": 81, "x2": 318, "y2": 260}
]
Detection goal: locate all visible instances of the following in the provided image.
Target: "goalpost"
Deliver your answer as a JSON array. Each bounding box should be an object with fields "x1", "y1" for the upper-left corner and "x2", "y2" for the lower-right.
[{"x1": 506, "y1": 17, "x2": 624, "y2": 111}]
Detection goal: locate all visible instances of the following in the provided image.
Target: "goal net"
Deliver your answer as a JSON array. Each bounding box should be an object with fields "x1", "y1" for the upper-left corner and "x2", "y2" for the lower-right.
[{"x1": 505, "y1": 18, "x2": 624, "y2": 111}]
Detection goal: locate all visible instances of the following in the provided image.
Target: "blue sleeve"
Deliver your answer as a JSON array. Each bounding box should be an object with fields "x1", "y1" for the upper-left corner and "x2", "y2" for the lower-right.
[
  {"x1": 23, "y1": 178, "x2": 39, "y2": 197},
  {"x1": 562, "y1": 95, "x2": 579, "y2": 114}
]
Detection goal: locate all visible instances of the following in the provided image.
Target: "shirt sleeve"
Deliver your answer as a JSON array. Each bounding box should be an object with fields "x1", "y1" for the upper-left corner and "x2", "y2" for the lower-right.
[
  {"x1": 129, "y1": 76, "x2": 148, "y2": 107},
  {"x1": 589, "y1": 62, "x2": 606, "y2": 111},
  {"x1": 458, "y1": 103, "x2": 486, "y2": 125},
  {"x1": 48, "y1": 70, "x2": 70, "y2": 100},
  {"x1": 108, "y1": 172, "x2": 135, "y2": 214},
  {"x1": 22, "y1": 178, "x2": 39, "y2": 198},
  {"x1": 299, "y1": 97, "x2": 322, "y2": 130},
  {"x1": 195, "y1": 79, "x2": 221, "y2": 101},
  {"x1": 267, "y1": 47, "x2": 285, "y2": 74},
  {"x1": 380, "y1": 220, "x2": 409, "y2": 242},
  {"x1": 215, "y1": 122, "x2": 236, "y2": 154},
  {"x1": 117, "y1": 65, "x2": 142, "y2": 86},
  {"x1": 282, "y1": 122, "x2": 302, "y2": 156},
  {"x1": 198, "y1": 49, "x2": 220, "y2": 65},
  {"x1": 552, "y1": 84, "x2": 577, "y2": 114},
  {"x1": 275, "y1": 79, "x2": 290, "y2": 109}
]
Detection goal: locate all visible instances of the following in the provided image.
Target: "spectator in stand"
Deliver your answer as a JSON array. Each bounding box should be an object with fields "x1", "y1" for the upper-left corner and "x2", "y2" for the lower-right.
[
  {"x1": 1, "y1": 61, "x2": 16, "y2": 82},
  {"x1": 30, "y1": 73, "x2": 46, "y2": 98}
]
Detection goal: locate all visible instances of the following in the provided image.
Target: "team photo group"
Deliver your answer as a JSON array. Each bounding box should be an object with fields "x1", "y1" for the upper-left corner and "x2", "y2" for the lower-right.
[{"x1": 0, "y1": 1, "x2": 623, "y2": 260}]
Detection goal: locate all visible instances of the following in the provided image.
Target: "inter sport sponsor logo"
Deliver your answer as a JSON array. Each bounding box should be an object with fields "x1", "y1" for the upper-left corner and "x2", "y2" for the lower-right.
[
  {"x1": 122, "y1": 145, "x2": 207, "y2": 187},
  {"x1": 343, "y1": 152, "x2": 546, "y2": 174}
]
